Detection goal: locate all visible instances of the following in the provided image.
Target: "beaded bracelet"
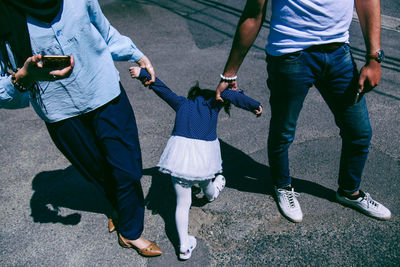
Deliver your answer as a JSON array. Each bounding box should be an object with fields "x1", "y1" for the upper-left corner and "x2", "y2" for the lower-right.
[
  {"x1": 10, "y1": 71, "x2": 31, "y2": 92},
  {"x1": 220, "y1": 73, "x2": 237, "y2": 82}
]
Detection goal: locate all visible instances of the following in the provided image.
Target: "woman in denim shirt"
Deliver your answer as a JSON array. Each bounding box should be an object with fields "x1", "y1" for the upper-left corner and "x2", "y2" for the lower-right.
[{"x1": 0, "y1": 0, "x2": 162, "y2": 257}]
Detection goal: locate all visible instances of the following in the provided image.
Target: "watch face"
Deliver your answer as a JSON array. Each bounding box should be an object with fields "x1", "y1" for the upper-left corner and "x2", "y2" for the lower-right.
[
  {"x1": 366, "y1": 50, "x2": 384, "y2": 63},
  {"x1": 377, "y1": 49, "x2": 385, "y2": 62}
]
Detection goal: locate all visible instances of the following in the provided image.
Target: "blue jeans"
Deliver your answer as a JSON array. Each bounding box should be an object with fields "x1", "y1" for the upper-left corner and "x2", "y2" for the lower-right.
[{"x1": 266, "y1": 44, "x2": 372, "y2": 193}]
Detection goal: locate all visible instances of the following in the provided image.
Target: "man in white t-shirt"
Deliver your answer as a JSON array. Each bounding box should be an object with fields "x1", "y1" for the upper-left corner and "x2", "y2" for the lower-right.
[{"x1": 216, "y1": 0, "x2": 390, "y2": 222}]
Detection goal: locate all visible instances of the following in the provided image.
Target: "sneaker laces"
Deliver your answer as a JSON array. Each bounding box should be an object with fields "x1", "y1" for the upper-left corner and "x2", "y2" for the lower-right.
[
  {"x1": 278, "y1": 188, "x2": 300, "y2": 208},
  {"x1": 362, "y1": 193, "x2": 379, "y2": 209}
]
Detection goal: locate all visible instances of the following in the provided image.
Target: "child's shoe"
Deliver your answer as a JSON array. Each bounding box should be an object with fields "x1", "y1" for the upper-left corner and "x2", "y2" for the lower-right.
[
  {"x1": 179, "y1": 235, "x2": 197, "y2": 260},
  {"x1": 208, "y1": 175, "x2": 226, "y2": 202}
]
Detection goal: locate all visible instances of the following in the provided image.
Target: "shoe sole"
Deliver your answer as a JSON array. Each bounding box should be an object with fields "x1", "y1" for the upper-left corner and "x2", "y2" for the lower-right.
[{"x1": 336, "y1": 194, "x2": 391, "y2": 221}]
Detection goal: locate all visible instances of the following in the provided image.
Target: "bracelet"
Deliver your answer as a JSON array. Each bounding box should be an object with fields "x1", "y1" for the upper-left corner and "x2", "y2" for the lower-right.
[
  {"x1": 220, "y1": 73, "x2": 237, "y2": 82},
  {"x1": 10, "y1": 70, "x2": 31, "y2": 92}
]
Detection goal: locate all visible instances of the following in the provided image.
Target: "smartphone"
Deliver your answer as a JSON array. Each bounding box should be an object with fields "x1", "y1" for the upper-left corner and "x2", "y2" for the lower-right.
[
  {"x1": 353, "y1": 92, "x2": 365, "y2": 104},
  {"x1": 42, "y1": 55, "x2": 71, "y2": 69}
]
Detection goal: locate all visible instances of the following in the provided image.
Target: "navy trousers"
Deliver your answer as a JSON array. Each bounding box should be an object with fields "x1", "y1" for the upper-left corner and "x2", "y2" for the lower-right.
[{"x1": 46, "y1": 85, "x2": 144, "y2": 240}]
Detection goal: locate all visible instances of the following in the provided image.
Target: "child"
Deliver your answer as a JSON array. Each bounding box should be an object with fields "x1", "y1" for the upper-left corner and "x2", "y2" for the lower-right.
[{"x1": 130, "y1": 67, "x2": 262, "y2": 260}]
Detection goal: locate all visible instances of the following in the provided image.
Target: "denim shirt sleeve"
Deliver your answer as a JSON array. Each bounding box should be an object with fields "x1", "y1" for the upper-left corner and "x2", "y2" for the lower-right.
[
  {"x1": 0, "y1": 76, "x2": 29, "y2": 109},
  {"x1": 87, "y1": 0, "x2": 143, "y2": 62}
]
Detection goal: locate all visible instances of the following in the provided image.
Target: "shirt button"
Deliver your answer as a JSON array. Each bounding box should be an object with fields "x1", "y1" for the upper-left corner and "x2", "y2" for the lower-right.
[{"x1": 56, "y1": 30, "x2": 61, "y2": 36}]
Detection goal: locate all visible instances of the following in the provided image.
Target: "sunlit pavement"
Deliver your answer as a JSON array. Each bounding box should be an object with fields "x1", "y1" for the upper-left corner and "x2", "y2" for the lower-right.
[{"x1": 1, "y1": 1, "x2": 399, "y2": 266}]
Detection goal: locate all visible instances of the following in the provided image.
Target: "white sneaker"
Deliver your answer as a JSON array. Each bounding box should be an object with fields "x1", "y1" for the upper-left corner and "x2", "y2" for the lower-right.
[
  {"x1": 179, "y1": 235, "x2": 197, "y2": 260},
  {"x1": 208, "y1": 175, "x2": 226, "y2": 202},
  {"x1": 274, "y1": 186, "x2": 303, "y2": 223},
  {"x1": 336, "y1": 190, "x2": 391, "y2": 220}
]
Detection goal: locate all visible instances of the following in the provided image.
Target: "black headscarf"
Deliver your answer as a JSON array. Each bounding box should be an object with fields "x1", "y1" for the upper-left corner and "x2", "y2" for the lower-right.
[{"x1": 0, "y1": 0, "x2": 62, "y2": 68}]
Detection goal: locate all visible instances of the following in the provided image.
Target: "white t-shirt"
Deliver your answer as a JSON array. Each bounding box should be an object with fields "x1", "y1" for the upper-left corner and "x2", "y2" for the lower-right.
[{"x1": 266, "y1": 0, "x2": 354, "y2": 56}]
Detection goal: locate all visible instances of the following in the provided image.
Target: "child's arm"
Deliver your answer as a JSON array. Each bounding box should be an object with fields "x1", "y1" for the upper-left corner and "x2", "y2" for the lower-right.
[
  {"x1": 130, "y1": 67, "x2": 186, "y2": 111},
  {"x1": 220, "y1": 89, "x2": 263, "y2": 116}
]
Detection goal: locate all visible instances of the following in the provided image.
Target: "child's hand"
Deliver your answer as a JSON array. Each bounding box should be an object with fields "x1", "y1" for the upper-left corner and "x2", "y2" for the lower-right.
[
  {"x1": 129, "y1": 66, "x2": 141, "y2": 79},
  {"x1": 253, "y1": 105, "x2": 263, "y2": 117},
  {"x1": 136, "y1": 55, "x2": 155, "y2": 85}
]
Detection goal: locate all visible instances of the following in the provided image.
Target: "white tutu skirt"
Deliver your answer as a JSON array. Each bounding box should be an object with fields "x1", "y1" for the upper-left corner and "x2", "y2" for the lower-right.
[{"x1": 157, "y1": 135, "x2": 222, "y2": 180}]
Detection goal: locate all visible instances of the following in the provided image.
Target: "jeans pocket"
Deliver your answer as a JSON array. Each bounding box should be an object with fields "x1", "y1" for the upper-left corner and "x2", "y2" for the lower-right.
[
  {"x1": 279, "y1": 51, "x2": 303, "y2": 62},
  {"x1": 267, "y1": 50, "x2": 303, "y2": 64}
]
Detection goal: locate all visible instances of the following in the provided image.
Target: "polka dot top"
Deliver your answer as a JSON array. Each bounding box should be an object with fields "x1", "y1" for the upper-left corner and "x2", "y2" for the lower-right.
[{"x1": 139, "y1": 69, "x2": 260, "y2": 141}]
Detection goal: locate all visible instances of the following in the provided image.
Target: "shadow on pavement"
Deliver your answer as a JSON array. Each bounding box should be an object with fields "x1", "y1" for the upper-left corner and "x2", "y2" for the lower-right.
[
  {"x1": 143, "y1": 140, "x2": 337, "y2": 251},
  {"x1": 219, "y1": 139, "x2": 337, "y2": 202},
  {"x1": 131, "y1": 0, "x2": 269, "y2": 51},
  {"x1": 220, "y1": 139, "x2": 272, "y2": 194},
  {"x1": 29, "y1": 141, "x2": 335, "y2": 231},
  {"x1": 143, "y1": 167, "x2": 180, "y2": 253},
  {"x1": 30, "y1": 166, "x2": 112, "y2": 225}
]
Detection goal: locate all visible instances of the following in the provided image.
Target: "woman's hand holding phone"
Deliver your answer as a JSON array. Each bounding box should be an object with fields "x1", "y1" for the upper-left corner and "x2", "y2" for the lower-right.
[
  {"x1": 15, "y1": 54, "x2": 75, "y2": 88},
  {"x1": 45, "y1": 55, "x2": 74, "y2": 81},
  {"x1": 42, "y1": 55, "x2": 71, "y2": 70}
]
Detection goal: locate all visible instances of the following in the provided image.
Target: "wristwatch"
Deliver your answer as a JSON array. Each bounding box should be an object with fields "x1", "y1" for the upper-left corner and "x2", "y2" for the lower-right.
[{"x1": 366, "y1": 49, "x2": 384, "y2": 63}]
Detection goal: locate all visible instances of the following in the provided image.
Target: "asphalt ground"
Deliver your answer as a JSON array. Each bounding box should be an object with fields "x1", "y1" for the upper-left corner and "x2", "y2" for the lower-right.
[{"x1": 1, "y1": 1, "x2": 399, "y2": 266}]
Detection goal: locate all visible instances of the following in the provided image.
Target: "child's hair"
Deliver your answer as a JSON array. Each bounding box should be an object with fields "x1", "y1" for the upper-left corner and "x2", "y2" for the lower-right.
[{"x1": 187, "y1": 82, "x2": 231, "y2": 115}]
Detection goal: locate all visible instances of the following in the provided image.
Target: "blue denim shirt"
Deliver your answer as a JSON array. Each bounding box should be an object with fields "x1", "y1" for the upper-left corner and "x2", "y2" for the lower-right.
[{"x1": 0, "y1": 0, "x2": 143, "y2": 122}]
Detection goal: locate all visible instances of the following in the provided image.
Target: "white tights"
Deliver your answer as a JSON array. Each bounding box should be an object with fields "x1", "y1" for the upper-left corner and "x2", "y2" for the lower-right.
[{"x1": 173, "y1": 179, "x2": 215, "y2": 249}]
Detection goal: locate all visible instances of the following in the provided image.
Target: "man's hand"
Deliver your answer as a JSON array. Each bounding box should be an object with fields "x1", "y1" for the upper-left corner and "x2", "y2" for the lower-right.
[
  {"x1": 355, "y1": 0, "x2": 381, "y2": 93},
  {"x1": 358, "y1": 59, "x2": 381, "y2": 93},
  {"x1": 216, "y1": 80, "x2": 237, "y2": 102},
  {"x1": 136, "y1": 55, "x2": 155, "y2": 85}
]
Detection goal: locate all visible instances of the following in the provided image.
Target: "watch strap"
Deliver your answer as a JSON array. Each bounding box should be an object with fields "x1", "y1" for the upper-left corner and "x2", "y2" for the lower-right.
[{"x1": 366, "y1": 49, "x2": 384, "y2": 63}]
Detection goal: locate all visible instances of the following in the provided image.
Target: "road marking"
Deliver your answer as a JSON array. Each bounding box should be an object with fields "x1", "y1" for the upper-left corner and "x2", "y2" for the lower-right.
[{"x1": 353, "y1": 11, "x2": 400, "y2": 32}]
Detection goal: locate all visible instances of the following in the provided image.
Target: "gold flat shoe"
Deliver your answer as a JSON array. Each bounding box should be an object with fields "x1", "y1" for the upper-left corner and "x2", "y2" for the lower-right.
[{"x1": 118, "y1": 235, "x2": 162, "y2": 257}]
